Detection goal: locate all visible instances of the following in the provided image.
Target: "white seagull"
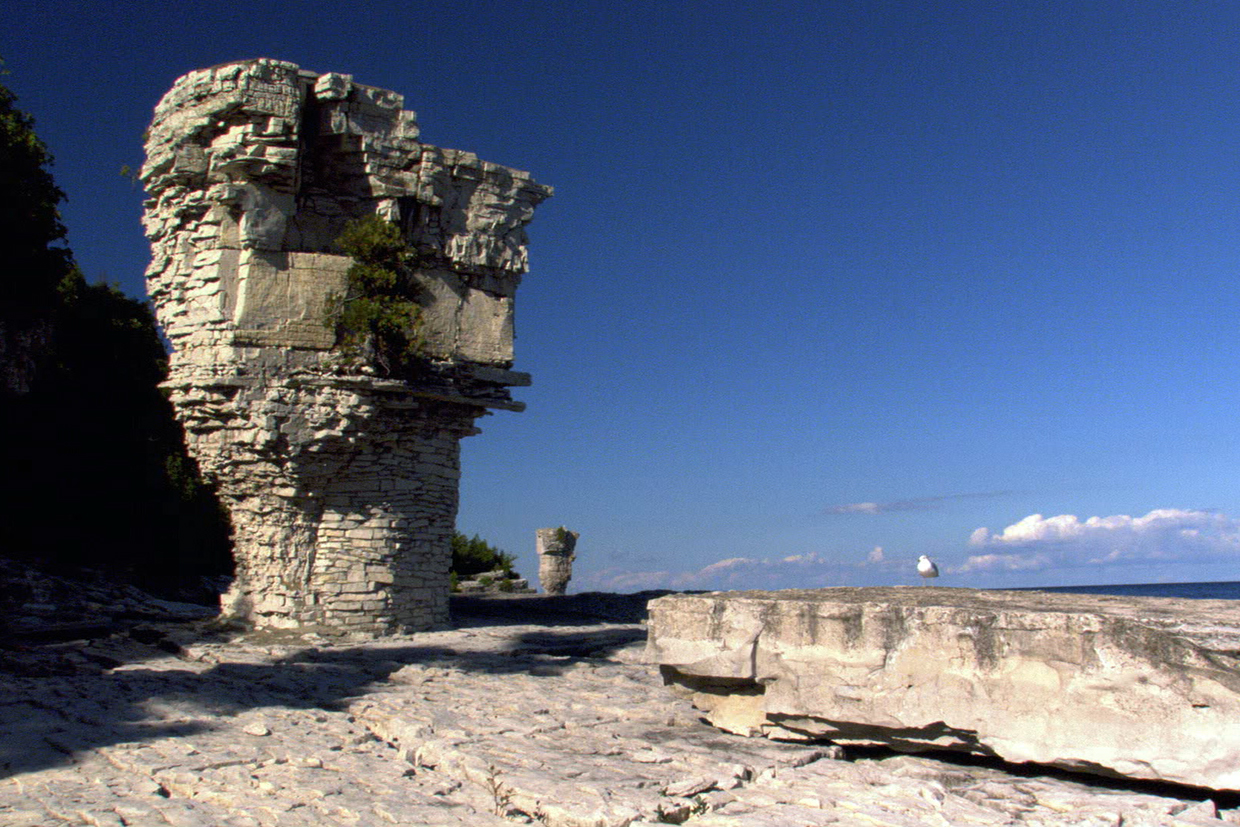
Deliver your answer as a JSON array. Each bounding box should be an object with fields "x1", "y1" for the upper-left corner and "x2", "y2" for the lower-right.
[{"x1": 917, "y1": 555, "x2": 940, "y2": 581}]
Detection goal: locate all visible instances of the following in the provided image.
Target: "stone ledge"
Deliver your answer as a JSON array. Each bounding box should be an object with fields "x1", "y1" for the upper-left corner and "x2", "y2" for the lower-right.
[{"x1": 646, "y1": 587, "x2": 1240, "y2": 791}]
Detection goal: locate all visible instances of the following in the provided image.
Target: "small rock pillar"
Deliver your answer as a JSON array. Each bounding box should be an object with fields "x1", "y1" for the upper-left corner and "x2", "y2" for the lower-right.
[
  {"x1": 140, "y1": 60, "x2": 551, "y2": 633},
  {"x1": 536, "y1": 527, "x2": 579, "y2": 595}
]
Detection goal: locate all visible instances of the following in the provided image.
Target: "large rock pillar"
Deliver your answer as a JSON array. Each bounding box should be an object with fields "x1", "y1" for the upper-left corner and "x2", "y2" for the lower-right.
[{"x1": 140, "y1": 59, "x2": 551, "y2": 633}]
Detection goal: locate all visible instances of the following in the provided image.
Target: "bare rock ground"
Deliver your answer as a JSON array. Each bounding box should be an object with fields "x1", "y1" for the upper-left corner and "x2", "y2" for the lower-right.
[
  {"x1": 2, "y1": 590, "x2": 1238, "y2": 826},
  {"x1": 647, "y1": 588, "x2": 1240, "y2": 790}
]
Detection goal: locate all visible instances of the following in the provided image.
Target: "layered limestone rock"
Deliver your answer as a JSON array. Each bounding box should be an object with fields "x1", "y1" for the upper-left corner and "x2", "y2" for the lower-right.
[
  {"x1": 647, "y1": 587, "x2": 1240, "y2": 790},
  {"x1": 536, "y1": 526, "x2": 578, "y2": 595},
  {"x1": 7, "y1": 594, "x2": 1238, "y2": 826},
  {"x1": 140, "y1": 59, "x2": 551, "y2": 633}
]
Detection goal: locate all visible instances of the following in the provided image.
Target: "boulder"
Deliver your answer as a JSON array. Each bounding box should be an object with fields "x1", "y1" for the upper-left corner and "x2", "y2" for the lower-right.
[{"x1": 646, "y1": 587, "x2": 1240, "y2": 790}]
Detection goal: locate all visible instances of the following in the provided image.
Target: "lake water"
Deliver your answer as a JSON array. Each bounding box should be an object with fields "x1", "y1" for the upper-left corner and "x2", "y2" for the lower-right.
[{"x1": 1019, "y1": 581, "x2": 1240, "y2": 600}]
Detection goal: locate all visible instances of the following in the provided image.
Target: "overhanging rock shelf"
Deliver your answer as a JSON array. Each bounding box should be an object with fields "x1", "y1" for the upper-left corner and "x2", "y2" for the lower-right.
[
  {"x1": 647, "y1": 587, "x2": 1240, "y2": 791},
  {"x1": 141, "y1": 59, "x2": 551, "y2": 634}
]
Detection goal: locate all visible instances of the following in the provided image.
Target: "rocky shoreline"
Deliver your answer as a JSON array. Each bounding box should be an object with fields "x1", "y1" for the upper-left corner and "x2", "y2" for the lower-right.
[{"x1": 2, "y1": 574, "x2": 1239, "y2": 825}]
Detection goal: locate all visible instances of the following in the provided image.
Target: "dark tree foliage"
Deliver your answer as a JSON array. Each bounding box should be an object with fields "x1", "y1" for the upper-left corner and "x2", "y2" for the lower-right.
[
  {"x1": 0, "y1": 77, "x2": 76, "y2": 317},
  {"x1": 0, "y1": 75, "x2": 232, "y2": 598},
  {"x1": 328, "y1": 215, "x2": 426, "y2": 377},
  {"x1": 451, "y1": 532, "x2": 515, "y2": 578}
]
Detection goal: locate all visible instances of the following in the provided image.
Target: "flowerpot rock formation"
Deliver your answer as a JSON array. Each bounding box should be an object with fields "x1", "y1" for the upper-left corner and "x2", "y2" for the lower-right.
[
  {"x1": 536, "y1": 527, "x2": 578, "y2": 595},
  {"x1": 140, "y1": 59, "x2": 551, "y2": 633}
]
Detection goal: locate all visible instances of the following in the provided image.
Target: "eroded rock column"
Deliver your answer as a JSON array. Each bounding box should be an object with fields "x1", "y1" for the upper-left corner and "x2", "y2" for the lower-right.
[
  {"x1": 141, "y1": 59, "x2": 551, "y2": 633},
  {"x1": 536, "y1": 527, "x2": 578, "y2": 595}
]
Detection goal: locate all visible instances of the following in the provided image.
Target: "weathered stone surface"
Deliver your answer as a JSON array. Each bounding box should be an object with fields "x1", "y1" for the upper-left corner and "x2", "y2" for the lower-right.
[
  {"x1": 3, "y1": 590, "x2": 1236, "y2": 827},
  {"x1": 536, "y1": 526, "x2": 578, "y2": 595},
  {"x1": 0, "y1": 556, "x2": 217, "y2": 642},
  {"x1": 647, "y1": 587, "x2": 1240, "y2": 791},
  {"x1": 139, "y1": 59, "x2": 551, "y2": 634}
]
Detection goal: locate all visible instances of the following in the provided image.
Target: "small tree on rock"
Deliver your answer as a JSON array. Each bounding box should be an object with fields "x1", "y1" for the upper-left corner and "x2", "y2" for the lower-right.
[{"x1": 328, "y1": 215, "x2": 426, "y2": 377}]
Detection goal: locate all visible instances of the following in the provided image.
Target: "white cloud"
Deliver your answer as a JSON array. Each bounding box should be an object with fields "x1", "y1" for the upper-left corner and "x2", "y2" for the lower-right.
[
  {"x1": 698, "y1": 557, "x2": 755, "y2": 574},
  {"x1": 576, "y1": 568, "x2": 683, "y2": 592},
  {"x1": 960, "y1": 508, "x2": 1240, "y2": 573},
  {"x1": 825, "y1": 502, "x2": 883, "y2": 514},
  {"x1": 954, "y1": 552, "x2": 1053, "y2": 574},
  {"x1": 578, "y1": 543, "x2": 916, "y2": 593},
  {"x1": 825, "y1": 491, "x2": 1015, "y2": 516},
  {"x1": 578, "y1": 551, "x2": 852, "y2": 593}
]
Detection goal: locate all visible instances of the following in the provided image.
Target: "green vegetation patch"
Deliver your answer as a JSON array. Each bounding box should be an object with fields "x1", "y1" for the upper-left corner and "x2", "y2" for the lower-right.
[
  {"x1": 451, "y1": 532, "x2": 516, "y2": 578},
  {"x1": 327, "y1": 215, "x2": 426, "y2": 377}
]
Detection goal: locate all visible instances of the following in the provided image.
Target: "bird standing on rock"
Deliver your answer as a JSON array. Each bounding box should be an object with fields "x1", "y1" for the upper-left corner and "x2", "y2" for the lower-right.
[{"x1": 917, "y1": 555, "x2": 940, "y2": 581}]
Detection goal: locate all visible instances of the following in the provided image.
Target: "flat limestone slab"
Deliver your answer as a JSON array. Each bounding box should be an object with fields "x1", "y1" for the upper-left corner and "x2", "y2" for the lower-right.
[
  {"x1": 4, "y1": 597, "x2": 1237, "y2": 826},
  {"x1": 646, "y1": 587, "x2": 1240, "y2": 790}
]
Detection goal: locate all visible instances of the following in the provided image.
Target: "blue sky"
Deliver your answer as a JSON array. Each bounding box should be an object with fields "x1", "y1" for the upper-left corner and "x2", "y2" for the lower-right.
[{"x1": 7, "y1": 0, "x2": 1240, "y2": 591}]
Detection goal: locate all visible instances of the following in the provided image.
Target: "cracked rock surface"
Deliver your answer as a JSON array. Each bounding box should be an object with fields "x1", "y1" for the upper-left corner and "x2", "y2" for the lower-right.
[
  {"x1": 648, "y1": 587, "x2": 1240, "y2": 792},
  {"x1": 3, "y1": 592, "x2": 1238, "y2": 826}
]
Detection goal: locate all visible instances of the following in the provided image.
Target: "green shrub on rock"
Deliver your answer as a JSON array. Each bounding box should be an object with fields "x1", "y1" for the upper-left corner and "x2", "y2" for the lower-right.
[{"x1": 327, "y1": 215, "x2": 426, "y2": 377}]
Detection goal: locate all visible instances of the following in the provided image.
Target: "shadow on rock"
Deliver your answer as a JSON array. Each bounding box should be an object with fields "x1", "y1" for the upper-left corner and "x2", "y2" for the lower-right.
[
  {"x1": 0, "y1": 611, "x2": 652, "y2": 778},
  {"x1": 449, "y1": 590, "x2": 677, "y2": 627}
]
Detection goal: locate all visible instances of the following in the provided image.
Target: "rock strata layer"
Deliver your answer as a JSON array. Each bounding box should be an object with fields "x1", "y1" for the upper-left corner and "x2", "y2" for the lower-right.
[
  {"x1": 646, "y1": 587, "x2": 1240, "y2": 791},
  {"x1": 536, "y1": 527, "x2": 578, "y2": 595},
  {"x1": 3, "y1": 591, "x2": 1238, "y2": 827},
  {"x1": 139, "y1": 59, "x2": 550, "y2": 633}
]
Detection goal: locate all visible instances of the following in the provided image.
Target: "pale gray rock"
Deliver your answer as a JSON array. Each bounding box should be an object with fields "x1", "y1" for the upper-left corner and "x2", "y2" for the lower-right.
[
  {"x1": 0, "y1": 557, "x2": 216, "y2": 642},
  {"x1": 2, "y1": 591, "x2": 1235, "y2": 827},
  {"x1": 139, "y1": 59, "x2": 551, "y2": 634},
  {"x1": 536, "y1": 526, "x2": 578, "y2": 595},
  {"x1": 646, "y1": 587, "x2": 1240, "y2": 791}
]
